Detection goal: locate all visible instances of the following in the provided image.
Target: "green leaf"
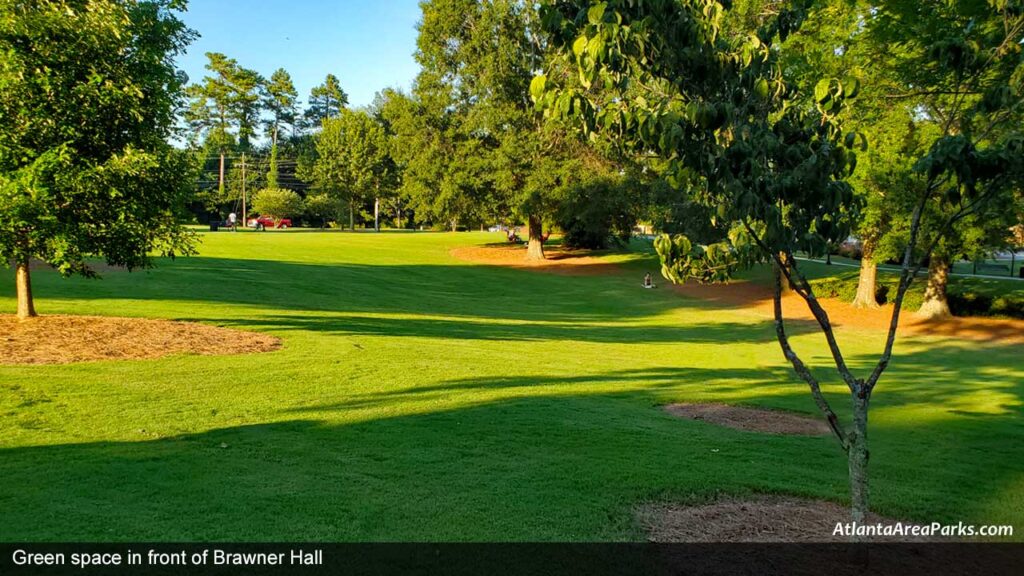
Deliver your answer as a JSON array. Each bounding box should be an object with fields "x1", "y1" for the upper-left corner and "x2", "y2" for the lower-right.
[
  {"x1": 572, "y1": 35, "x2": 588, "y2": 58},
  {"x1": 754, "y1": 78, "x2": 769, "y2": 99},
  {"x1": 529, "y1": 75, "x2": 546, "y2": 102},
  {"x1": 587, "y1": 35, "x2": 605, "y2": 62},
  {"x1": 587, "y1": 2, "x2": 606, "y2": 25},
  {"x1": 814, "y1": 79, "x2": 831, "y2": 104},
  {"x1": 842, "y1": 77, "x2": 860, "y2": 99}
]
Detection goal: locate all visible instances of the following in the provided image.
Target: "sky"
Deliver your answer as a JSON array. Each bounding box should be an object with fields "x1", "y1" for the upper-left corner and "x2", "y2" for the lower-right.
[{"x1": 175, "y1": 0, "x2": 423, "y2": 110}]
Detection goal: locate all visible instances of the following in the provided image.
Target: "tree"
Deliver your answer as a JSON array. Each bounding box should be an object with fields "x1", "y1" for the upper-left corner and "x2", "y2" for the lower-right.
[
  {"x1": 305, "y1": 193, "x2": 345, "y2": 228},
  {"x1": 263, "y1": 68, "x2": 299, "y2": 189},
  {"x1": 818, "y1": 0, "x2": 1024, "y2": 315},
  {"x1": 380, "y1": 87, "x2": 491, "y2": 232},
  {"x1": 251, "y1": 188, "x2": 304, "y2": 225},
  {"x1": 311, "y1": 109, "x2": 390, "y2": 230},
  {"x1": 304, "y1": 74, "x2": 348, "y2": 127},
  {"x1": 186, "y1": 53, "x2": 263, "y2": 194},
  {"x1": 0, "y1": 0, "x2": 198, "y2": 320},
  {"x1": 539, "y1": 0, "x2": 1023, "y2": 526},
  {"x1": 415, "y1": 0, "x2": 578, "y2": 256}
]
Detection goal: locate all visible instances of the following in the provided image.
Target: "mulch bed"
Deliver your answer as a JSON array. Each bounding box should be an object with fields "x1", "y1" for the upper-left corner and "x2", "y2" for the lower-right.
[
  {"x1": 450, "y1": 244, "x2": 622, "y2": 276},
  {"x1": 0, "y1": 315, "x2": 281, "y2": 365},
  {"x1": 636, "y1": 495, "x2": 936, "y2": 542},
  {"x1": 664, "y1": 403, "x2": 831, "y2": 436}
]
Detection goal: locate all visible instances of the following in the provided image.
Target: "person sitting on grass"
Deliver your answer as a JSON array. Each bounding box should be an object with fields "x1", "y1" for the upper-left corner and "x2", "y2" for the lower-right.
[{"x1": 643, "y1": 273, "x2": 656, "y2": 289}]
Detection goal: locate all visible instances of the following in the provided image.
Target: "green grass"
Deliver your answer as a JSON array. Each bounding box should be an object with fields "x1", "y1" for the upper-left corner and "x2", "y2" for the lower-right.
[{"x1": 1, "y1": 231, "x2": 1022, "y2": 541}]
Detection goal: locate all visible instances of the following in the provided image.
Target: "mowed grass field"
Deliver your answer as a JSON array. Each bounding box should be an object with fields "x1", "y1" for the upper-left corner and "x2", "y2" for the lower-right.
[{"x1": 1, "y1": 231, "x2": 1022, "y2": 541}]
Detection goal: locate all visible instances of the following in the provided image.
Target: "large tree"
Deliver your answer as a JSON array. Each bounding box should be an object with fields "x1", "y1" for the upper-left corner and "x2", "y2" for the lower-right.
[
  {"x1": 185, "y1": 52, "x2": 263, "y2": 196},
  {"x1": 416, "y1": 0, "x2": 572, "y2": 256},
  {"x1": 822, "y1": 0, "x2": 1024, "y2": 315},
  {"x1": 310, "y1": 109, "x2": 390, "y2": 230},
  {"x1": 539, "y1": 0, "x2": 1024, "y2": 527},
  {"x1": 381, "y1": 88, "x2": 491, "y2": 232},
  {"x1": 0, "y1": 0, "x2": 198, "y2": 319},
  {"x1": 263, "y1": 68, "x2": 299, "y2": 189},
  {"x1": 304, "y1": 74, "x2": 349, "y2": 127}
]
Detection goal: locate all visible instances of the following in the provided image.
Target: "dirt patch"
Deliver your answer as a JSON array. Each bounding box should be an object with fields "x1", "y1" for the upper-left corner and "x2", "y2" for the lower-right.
[
  {"x1": 672, "y1": 280, "x2": 1024, "y2": 345},
  {"x1": 0, "y1": 315, "x2": 281, "y2": 365},
  {"x1": 664, "y1": 403, "x2": 830, "y2": 436},
  {"x1": 450, "y1": 244, "x2": 622, "y2": 276},
  {"x1": 637, "y1": 495, "x2": 936, "y2": 542}
]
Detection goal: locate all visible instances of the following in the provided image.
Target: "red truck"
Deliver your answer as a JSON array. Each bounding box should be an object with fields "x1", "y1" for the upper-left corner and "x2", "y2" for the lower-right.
[{"x1": 247, "y1": 216, "x2": 292, "y2": 230}]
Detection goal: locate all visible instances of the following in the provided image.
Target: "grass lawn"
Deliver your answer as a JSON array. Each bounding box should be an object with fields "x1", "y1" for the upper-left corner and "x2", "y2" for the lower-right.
[{"x1": 1, "y1": 231, "x2": 1022, "y2": 541}]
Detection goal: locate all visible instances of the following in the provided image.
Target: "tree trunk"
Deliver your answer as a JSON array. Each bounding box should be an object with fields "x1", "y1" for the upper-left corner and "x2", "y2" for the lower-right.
[
  {"x1": 374, "y1": 197, "x2": 380, "y2": 232},
  {"x1": 16, "y1": 260, "x2": 37, "y2": 320},
  {"x1": 848, "y1": 394, "x2": 870, "y2": 531},
  {"x1": 267, "y1": 135, "x2": 279, "y2": 189},
  {"x1": 218, "y1": 152, "x2": 226, "y2": 197},
  {"x1": 917, "y1": 257, "x2": 952, "y2": 319},
  {"x1": 851, "y1": 257, "x2": 880, "y2": 309},
  {"x1": 526, "y1": 215, "x2": 545, "y2": 261},
  {"x1": 349, "y1": 200, "x2": 355, "y2": 231}
]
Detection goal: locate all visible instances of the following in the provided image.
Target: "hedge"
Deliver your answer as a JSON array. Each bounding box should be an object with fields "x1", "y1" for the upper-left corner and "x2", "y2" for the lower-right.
[{"x1": 810, "y1": 275, "x2": 1024, "y2": 320}]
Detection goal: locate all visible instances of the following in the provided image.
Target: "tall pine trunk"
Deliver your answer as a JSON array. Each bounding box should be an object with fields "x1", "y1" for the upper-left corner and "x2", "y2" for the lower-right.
[
  {"x1": 267, "y1": 130, "x2": 279, "y2": 189},
  {"x1": 218, "y1": 152, "x2": 226, "y2": 198},
  {"x1": 526, "y1": 214, "x2": 545, "y2": 260},
  {"x1": 16, "y1": 259, "x2": 37, "y2": 320},
  {"x1": 917, "y1": 257, "x2": 951, "y2": 319}
]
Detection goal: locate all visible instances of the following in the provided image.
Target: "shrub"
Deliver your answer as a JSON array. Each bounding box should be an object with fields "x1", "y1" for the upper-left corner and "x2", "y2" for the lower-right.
[
  {"x1": 557, "y1": 178, "x2": 637, "y2": 249},
  {"x1": 251, "y1": 188, "x2": 304, "y2": 223},
  {"x1": 811, "y1": 275, "x2": 1024, "y2": 319}
]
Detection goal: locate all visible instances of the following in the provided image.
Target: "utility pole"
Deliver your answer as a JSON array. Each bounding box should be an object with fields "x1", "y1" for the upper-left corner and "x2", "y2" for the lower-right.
[{"x1": 241, "y1": 153, "x2": 247, "y2": 228}]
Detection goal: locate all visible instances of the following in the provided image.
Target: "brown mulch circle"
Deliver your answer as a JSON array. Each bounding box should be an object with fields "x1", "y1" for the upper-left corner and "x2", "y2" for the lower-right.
[
  {"x1": 450, "y1": 244, "x2": 622, "y2": 276},
  {"x1": 0, "y1": 315, "x2": 281, "y2": 365},
  {"x1": 637, "y1": 495, "x2": 939, "y2": 542},
  {"x1": 664, "y1": 403, "x2": 831, "y2": 436}
]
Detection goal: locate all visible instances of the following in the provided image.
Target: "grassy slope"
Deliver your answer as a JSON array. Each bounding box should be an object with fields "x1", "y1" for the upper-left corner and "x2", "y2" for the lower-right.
[{"x1": 1, "y1": 231, "x2": 1021, "y2": 541}]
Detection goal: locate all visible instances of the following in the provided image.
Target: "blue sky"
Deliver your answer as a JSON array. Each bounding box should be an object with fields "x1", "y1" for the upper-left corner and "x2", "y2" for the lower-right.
[{"x1": 175, "y1": 1, "x2": 423, "y2": 109}]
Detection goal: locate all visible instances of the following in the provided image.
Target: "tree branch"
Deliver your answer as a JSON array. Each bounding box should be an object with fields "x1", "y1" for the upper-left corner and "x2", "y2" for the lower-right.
[{"x1": 771, "y1": 261, "x2": 849, "y2": 449}]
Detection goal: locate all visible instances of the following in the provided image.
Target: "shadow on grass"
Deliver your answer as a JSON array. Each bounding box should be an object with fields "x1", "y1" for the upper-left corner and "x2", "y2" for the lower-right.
[
  {"x1": 14, "y1": 256, "x2": 681, "y2": 323},
  {"x1": 1, "y1": 342, "x2": 1021, "y2": 541},
  {"x1": 193, "y1": 312, "x2": 818, "y2": 345},
  {"x1": 13, "y1": 255, "x2": 823, "y2": 344}
]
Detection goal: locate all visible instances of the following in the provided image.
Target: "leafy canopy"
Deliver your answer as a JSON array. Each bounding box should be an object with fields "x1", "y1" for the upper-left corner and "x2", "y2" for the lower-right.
[{"x1": 0, "y1": 0, "x2": 198, "y2": 276}]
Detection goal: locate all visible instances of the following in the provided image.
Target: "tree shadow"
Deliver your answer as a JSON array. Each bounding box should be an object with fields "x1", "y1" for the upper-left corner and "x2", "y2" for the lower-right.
[
  {"x1": 12, "y1": 256, "x2": 679, "y2": 323},
  {"x1": 2, "y1": 348, "x2": 1020, "y2": 541},
  {"x1": 191, "y1": 312, "x2": 818, "y2": 345}
]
